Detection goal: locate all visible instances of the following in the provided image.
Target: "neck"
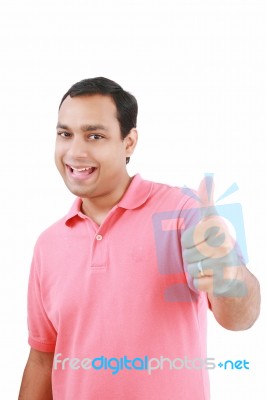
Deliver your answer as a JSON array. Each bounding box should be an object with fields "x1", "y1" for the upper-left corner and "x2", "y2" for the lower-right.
[{"x1": 81, "y1": 174, "x2": 132, "y2": 224}]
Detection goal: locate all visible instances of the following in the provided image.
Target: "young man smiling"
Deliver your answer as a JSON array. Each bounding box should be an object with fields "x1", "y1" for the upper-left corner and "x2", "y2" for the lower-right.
[
  {"x1": 55, "y1": 92, "x2": 137, "y2": 225},
  {"x1": 19, "y1": 77, "x2": 260, "y2": 399}
]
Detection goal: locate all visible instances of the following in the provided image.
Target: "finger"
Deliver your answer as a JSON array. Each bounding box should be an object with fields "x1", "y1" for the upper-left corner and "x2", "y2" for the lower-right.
[
  {"x1": 198, "y1": 174, "x2": 217, "y2": 219},
  {"x1": 200, "y1": 253, "x2": 241, "y2": 272},
  {"x1": 183, "y1": 225, "x2": 229, "y2": 262},
  {"x1": 196, "y1": 266, "x2": 246, "y2": 297},
  {"x1": 181, "y1": 224, "x2": 199, "y2": 249},
  {"x1": 183, "y1": 244, "x2": 211, "y2": 264},
  {"x1": 187, "y1": 253, "x2": 241, "y2": 281},
  {"x1": 193, "y1": 276, "x2": 214, "y2": 292},
  {"x1": 182, "y1": 217, "x2": 232, "y2": 256},
  {"x1": 198, "y1": 174, "x2": 214, "y2": 207},
  {"x1": 187, "y1": 262, "x2": 214, "y2": 279}
]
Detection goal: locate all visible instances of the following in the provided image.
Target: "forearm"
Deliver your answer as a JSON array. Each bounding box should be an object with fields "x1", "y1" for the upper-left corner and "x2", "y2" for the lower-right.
[
  {"x1": 208, "y1": 265, "x2": 261, "y2": 331},
  {"x1": 19, "y1": 350, "x2": 53, "y2": 400}
]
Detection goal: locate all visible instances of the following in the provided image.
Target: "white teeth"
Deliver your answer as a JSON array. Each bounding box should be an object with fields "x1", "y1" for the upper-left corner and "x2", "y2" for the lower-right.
[
  {"x1": 75, "y1": 168, "x2": 89, "y2": 172},
  {"x1": 70, "y1": 166, "x2": 94, "y2": 172}
]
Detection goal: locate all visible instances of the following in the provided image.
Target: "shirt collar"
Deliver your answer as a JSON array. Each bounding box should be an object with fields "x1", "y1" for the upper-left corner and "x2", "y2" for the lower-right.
[
  {"x1": 117, "y1": 173, "x2": 153, "y2": 209},
  {"x1": 64, "y1": 174, "x2": 153, "y2": 226}
]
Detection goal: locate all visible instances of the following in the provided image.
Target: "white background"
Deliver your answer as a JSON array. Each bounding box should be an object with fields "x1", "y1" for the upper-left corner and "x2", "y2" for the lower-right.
[{"x1": 0, "y1": 0, "x2": 265, "y2": 398}]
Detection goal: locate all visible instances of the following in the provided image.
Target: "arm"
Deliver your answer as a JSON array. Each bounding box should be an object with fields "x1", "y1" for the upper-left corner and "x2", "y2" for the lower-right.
[
  {"x1": 182, "y1": 175, "x2": 261, "y2": 331},
  {"x1": 207, "y1": 264, "x2": 260, "y2": 331},
  {"x1": 18, "y1": 348, "x2": 54, "y2": 400}
]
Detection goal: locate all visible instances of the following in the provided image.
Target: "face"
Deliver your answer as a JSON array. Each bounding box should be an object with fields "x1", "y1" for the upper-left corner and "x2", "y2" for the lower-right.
[{"x1": 55, "y1": 94, "x2": 137, "y2": 200}]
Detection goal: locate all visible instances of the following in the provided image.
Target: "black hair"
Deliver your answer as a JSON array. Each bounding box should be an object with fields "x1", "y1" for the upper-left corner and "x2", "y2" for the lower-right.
[{"x1": 59, "y1": 77, "x2": 138, "y2": 164}]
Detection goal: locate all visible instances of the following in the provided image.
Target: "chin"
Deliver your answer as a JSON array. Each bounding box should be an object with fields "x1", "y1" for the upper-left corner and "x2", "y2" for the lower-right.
[{"x1": 63, "y1": 182, "x2": 91, "y2": 198}]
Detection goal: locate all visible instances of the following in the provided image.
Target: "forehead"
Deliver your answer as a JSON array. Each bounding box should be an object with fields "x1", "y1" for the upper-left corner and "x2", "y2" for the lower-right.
[{"x1": 58, "y1": 94, "x2": 118, "y2": 126}]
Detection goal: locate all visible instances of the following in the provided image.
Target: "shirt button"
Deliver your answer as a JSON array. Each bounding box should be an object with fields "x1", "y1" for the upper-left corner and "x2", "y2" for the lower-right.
[{"x1": 96, "y1": 234, "x2": 103, "y2": 241}]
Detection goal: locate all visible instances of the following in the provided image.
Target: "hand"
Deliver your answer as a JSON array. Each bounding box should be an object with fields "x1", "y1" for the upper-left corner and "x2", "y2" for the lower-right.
[{"x1": 181, "y1": 175, "x2": 246, "y2": 297}]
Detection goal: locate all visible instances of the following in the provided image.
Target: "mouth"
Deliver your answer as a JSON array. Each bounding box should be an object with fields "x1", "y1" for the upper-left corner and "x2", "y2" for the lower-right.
[{"x1": 66, "y1": 164, "x2": 97, "y2": 180}]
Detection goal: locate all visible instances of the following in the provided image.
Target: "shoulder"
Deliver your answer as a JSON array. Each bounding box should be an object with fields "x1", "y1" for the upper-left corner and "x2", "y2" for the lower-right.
[
  {"x1": 34, "y1": 215, "x2": 69, "y2": 249},
  {"x1": 33, "y1": 198, "x2": 81, "y2": 249},
  {"x1": 148, "y1": 178, "x2": 197, "y2": 209}
]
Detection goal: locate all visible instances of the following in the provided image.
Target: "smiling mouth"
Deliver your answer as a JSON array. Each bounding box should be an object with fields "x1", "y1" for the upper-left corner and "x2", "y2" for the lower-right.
[{"x1": 66, "y1": 164, "x2": 97, "y2": 177}]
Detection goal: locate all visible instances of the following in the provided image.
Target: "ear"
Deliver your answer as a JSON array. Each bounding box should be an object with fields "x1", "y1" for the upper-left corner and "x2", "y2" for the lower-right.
[{"x1": 124, "y1": 128, "x2": 138, "y2": 157}]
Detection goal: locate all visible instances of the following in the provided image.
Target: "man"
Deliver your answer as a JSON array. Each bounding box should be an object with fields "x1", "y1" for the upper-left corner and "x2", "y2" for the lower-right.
[{"x1": 19, "y1": 77, "x2": 260, "y2": 399}]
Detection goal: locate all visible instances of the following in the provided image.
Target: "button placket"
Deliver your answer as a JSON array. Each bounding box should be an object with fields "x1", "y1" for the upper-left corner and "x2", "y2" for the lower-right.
[
  {"x1": 90, "y1": 231, "x2": 107, "y2": 270},
  {"x1": 89, "y1": 209, "x2": 118, "y2": 270}
]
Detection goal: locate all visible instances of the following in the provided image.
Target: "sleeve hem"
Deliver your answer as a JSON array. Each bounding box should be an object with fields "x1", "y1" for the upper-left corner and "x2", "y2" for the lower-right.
[{"x1": 28, "y1": 336, "x2": 56, "y2": 352}]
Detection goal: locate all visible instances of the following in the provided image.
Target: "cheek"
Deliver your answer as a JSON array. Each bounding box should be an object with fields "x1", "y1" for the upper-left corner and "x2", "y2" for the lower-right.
[
  {"x1": 94, "y1": 142, "x2": 125, "y2": 164},
  {"x1": 54, "y1": 145, "x2": 65, "y2": 169},
  {"x1": 102, "y1": 152, "x2": 125, "y2": 168},
  {"x1": 54, "y1": 154, "x2": 61, "y2": 173}
]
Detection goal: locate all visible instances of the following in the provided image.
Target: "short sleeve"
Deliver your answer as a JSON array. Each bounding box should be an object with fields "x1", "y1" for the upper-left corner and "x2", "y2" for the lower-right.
[{"x1": 27, "y1": 244, "x2": 57, "y2": 352}]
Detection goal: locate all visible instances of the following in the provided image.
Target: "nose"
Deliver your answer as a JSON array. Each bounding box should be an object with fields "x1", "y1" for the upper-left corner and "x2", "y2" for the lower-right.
[{"x1": 68, "y1": 135, "x2": 88, "y2": 159}]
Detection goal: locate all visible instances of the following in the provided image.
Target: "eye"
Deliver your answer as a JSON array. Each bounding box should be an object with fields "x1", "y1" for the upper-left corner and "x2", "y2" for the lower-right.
[
  {"x1": 89, "y1": 134, "x2": 103, "y2": 140},
  {"x1": 57, "y1": 131, "x2": 71, "y2": 138}
]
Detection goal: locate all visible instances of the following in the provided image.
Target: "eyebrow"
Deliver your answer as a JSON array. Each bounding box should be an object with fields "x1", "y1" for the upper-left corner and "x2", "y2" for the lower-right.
[{"x1": 56, "y1": 123, "x2": 108, "y2": 132}]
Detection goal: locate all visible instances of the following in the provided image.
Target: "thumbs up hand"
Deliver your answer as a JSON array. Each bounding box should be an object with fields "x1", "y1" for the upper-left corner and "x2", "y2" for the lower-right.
[{"x1": 181, "y1": 175, "x2": 246, "y2": 297}]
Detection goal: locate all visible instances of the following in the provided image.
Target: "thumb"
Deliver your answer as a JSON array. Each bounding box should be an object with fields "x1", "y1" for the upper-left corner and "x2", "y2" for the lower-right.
[{"x1": 198, "y1": 174, "x2": 217, "y2": 219}]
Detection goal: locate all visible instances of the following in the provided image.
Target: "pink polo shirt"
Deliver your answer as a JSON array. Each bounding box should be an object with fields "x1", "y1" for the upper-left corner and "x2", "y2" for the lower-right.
[{"x1": 27, "y1": 174, "x2": 210, "y2": 399}]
